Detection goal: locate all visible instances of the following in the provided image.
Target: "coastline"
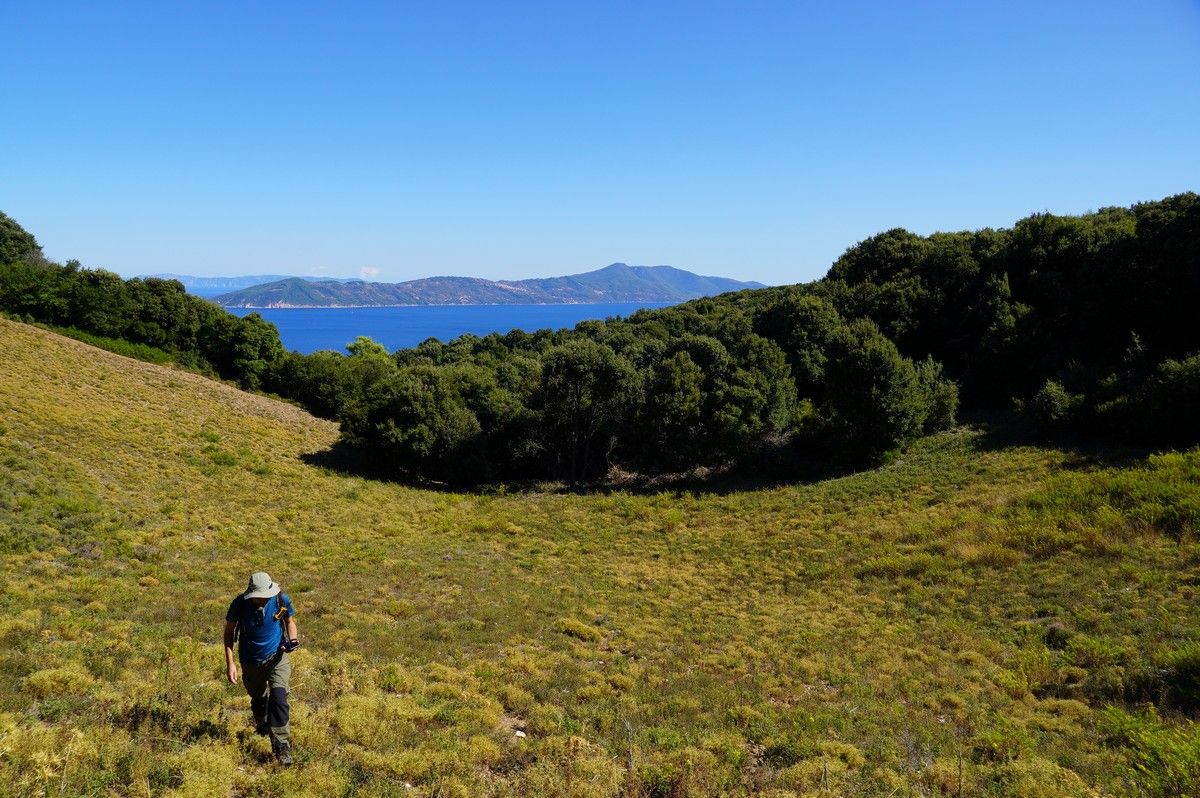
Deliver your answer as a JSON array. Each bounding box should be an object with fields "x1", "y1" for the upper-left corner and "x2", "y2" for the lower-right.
[{"x1": 217, "y1": 300, "x2": 677, "y2": 309}]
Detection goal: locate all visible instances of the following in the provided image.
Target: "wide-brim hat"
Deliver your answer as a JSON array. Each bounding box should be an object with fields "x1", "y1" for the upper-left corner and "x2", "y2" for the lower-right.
[{"x1": 244, "y1": 571, "x2": 281, "y2": 599}]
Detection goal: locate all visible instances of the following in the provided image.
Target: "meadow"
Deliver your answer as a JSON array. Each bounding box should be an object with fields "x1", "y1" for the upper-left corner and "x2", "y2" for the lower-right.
[{"x1": 1, "y1": 316, "x2": 1198, "y2": 797}]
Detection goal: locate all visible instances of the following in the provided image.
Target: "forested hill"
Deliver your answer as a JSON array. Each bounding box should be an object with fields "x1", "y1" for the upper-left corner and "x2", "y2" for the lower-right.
[
  {"x1": 147, "y1": 274, "x2": 293, "y2": 294},
  {"x1": 1, "y1": 193, "x2": 1197, "y2": 486},
  {"x1": 213, "y1": 263, "x2": 765, "y2": 307},
  {"x1": 147, "y1": 274, "x2": 370, "y2": 298}
]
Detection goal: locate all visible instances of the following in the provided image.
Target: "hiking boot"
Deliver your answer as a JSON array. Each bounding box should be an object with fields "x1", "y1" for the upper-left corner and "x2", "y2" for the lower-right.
[{"x1": 272, "y1": 738, "x2": 294, "y2": 766}]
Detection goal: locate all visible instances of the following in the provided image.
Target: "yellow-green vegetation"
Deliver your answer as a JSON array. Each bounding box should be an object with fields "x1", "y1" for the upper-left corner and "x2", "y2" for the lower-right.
[{"x1": 2, "y1": 316, "x2": 1199, "y2": 797}]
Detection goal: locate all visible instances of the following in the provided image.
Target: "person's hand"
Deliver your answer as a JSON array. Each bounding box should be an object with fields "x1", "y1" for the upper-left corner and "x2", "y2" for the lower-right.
[
  {"x1": 282, "y1": 638, "x2": 300, "y2": 653},
  {"x1": 227, "y1": 663, "x2": 239, "y2": 684}
]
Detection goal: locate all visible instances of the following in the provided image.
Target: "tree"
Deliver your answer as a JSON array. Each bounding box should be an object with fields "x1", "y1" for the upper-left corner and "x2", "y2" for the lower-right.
[
  {"x1": 346, "y1": 335, "x2": 389, "y2": 359},
  {"x1": 354, "y1": 366, "x2": 487, "y2": 484},
  {"x1": 227, "y1": 313, "x2": 286, "y2": 389},
  {"x1": 639, "y1": 350, "x2": 705, "y2": 470},
  {"x1": 914, "y1": 357, "x2": 959, "y2": 434},
  {"x1": 443, "y1": 362, "x2": 541, "y2": 478},
  {"x1": 755, "y1": 291, "x2": 844, "y2": 402},
  {"x1": 822, "y1": 319, "x2": 929, "y2": 463},
  {"x1": 126, "y1": 277, "x2": 197, "y2": 351},
  {"x1": 0, "y1": 212, "x2": 42, "y2": 265},
  {"x1": 0, "y1": 260, "x2": 69, "y2": 321},
  {"x1": 68, "y1": 268, "x2": 134, "y2": 338},
  {"x1": 327, "y1": 337, "x2": 400, "y2": 430},
  {"x1": 827, "y1": 227, "x2": 929, "y2": 286},
  {"x1": 537, "y1": 339, "x2": 640, "y2": 481},
  {"x1": 268, "y1": 350, "x2": 352, "y2": 419}
]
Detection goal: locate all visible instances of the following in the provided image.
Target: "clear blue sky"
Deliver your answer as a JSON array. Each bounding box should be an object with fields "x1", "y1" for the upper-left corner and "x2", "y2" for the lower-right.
[{"x1": 3, "y1": 1, "x2": 1198, "y2": 285}]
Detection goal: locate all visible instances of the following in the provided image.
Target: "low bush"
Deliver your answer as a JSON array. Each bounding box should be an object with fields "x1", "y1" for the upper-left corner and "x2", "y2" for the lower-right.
[{"x1": 1102, "y1": 707, "x2": 1200, "y2": 798}]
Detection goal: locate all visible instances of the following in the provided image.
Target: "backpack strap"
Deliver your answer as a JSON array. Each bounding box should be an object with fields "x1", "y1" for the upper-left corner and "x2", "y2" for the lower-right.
[
  {"x1": 273, "y1": 592, "x2": 290, "y2": 626},
  {"x1": 230, "y1": 594, "x2": 242, "y2": 642}
]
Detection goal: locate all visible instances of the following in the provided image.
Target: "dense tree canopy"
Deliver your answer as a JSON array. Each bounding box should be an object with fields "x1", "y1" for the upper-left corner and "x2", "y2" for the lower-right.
[
  {"x1": 0, "y1": 212, "x2": 42, "y2": 265},
  {"x1": 2, "y1": 191, "x2": 1196, "y2": 485},
  {"x1": 0, "y1": 256, "x2": 285, "y2": 389}
]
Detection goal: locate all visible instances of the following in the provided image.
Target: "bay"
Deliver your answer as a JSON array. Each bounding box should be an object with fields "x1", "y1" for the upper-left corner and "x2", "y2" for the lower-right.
[{"x1": 226, "y1": 302, "x2": 675, "y2": 354}]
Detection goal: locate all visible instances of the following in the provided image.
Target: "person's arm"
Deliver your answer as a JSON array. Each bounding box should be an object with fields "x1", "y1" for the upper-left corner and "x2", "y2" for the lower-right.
[
  {"x1": 281, "y1": 594, "x2": 299, "y2": 648},
  {"x1": 223, "y1": 620, "x2": 239, "y2": 683}
]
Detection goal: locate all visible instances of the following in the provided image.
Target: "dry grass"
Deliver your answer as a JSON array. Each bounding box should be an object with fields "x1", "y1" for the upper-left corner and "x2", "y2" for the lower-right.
[{"x1": 2, "y1": 317, "x2": 1198, "y2": 797}]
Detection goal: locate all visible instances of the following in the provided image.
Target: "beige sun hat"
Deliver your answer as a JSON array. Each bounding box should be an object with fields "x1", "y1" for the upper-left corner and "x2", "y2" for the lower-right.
[{"x1": 244, "y1": 571, "x2": 281, "y2": 599}]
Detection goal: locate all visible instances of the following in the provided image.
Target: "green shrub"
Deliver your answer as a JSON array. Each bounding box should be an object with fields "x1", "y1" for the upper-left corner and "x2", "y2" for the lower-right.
[
  {"x1": 823, "y1": 319, "x2": 929, "y2": 462},
  {"x1": 1025, "y1": 379, "x2": 1083, "y2": 433},
  {"x1": 555, "y1": 617, "x2": 605, "y2": 643},
  {"x1": 1098, "y1": 353, "x2": 1200, "y2": 447},
  {"x1": 993, "y1": 756, "x2": 1089, "y2": 798},
  {"x1": 915, "y1": 356, "x2": 959, "y2": 433},
  {"x1": 1157, "y1": 642, "x2": 1200, "y2": 712},
  {"x1": 23, "y1": 665, "x2": 96, "y2": 698},
  {"x1": 1103, "y1": 707, "x2": 1200, "y2": 798}
]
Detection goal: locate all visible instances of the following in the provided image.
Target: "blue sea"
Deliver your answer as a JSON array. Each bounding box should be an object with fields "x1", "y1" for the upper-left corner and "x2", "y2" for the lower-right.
[{"x1": 226, "y1": 303, "x2": 675, "y2": 354}]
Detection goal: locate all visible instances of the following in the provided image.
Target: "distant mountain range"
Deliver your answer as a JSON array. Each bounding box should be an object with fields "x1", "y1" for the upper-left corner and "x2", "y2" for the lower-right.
[
  {"x1": 209, "y1": 264, "x2": 764, "y2": 307},
  {"x1": 145, "y1": 274, "x2": 358, "y2": 298}
]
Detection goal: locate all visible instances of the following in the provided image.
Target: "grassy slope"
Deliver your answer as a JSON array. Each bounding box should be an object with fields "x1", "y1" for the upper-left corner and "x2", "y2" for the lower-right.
[{"x1": 1, "y1": 316, "x2": 1198, "y2": 797}]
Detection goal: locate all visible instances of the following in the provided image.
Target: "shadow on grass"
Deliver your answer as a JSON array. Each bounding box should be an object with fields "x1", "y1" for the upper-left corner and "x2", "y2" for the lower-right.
[
  {"x1": 300, "y1": 439, "x2": 399, "y2": 482},
  {"x1": 301, "y1": 440, "x2": 500, "y2": 495},
  {"x1": 600, "y1": 444, "x2": 864, "y2": 497},
  {"x1": 965, "y1": 410, "x2": 1158, "y2": 472},
  {"x1": 301, "y1": 411, "x2": 1171, "y2": 497},
  {"x1": 303, "y1": 435, "x2": 901, "y2": 497}
]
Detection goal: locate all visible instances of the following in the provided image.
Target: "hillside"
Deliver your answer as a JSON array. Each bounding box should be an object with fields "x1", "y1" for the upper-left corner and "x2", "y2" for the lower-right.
[
  {"x1": 6, "y1": 194, "x2": 1196, "y2": 489},
  {"x1": 2, "y1": 316, "x2": 1199, "y2": 796},
  {"x1": 213, "y1": 264, "x2": 765, "y2": 307},
  {"x1": 146, "y1": 274, "x2": 297, "y2": 296},
  {"x1": 146, "y1": 274, "x2": 363, "y2": 298}
]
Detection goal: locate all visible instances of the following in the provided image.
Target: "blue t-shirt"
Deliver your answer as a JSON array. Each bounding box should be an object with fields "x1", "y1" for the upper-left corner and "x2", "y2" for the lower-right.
[{"x1": 226, "y1": 593, "x2": 295, "y2": 664}]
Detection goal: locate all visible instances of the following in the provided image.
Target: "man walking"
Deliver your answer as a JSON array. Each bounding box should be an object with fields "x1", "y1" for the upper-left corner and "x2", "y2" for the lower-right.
[{"x1": 224, "y1": 571, "x2": 300, "y2": 765}]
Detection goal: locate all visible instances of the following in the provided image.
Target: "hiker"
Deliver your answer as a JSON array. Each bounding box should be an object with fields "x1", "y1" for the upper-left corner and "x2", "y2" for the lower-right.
[{"x1": 223, "y1": 571, "x2": 300, "y2": 765}]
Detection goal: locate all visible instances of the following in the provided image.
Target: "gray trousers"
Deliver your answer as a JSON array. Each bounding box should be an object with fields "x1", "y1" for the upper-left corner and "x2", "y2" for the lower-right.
[{"x1": 241, "y1": 651, "x2": 292, "y2": 743}]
